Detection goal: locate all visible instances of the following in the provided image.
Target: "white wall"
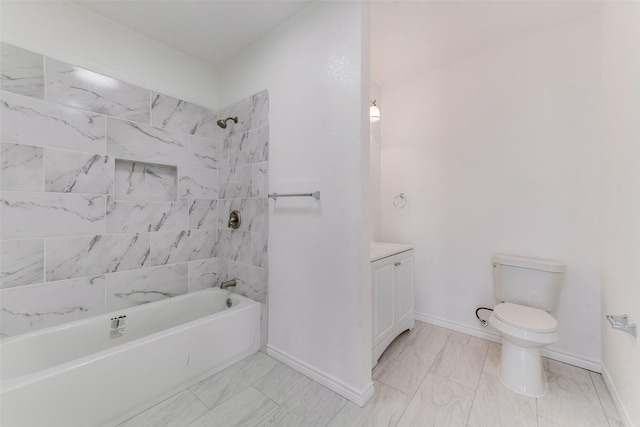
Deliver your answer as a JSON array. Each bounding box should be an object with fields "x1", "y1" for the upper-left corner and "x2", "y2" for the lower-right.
[
  {"x1": 218, "y1": 2, "x2": 372, "y2": 404},
  {"x1": 0, "y1": 1, "x2": 218, "y2": 109},
  {"x1": 380, "y1": 13, "x2": 602, "y2": 368},
  {"x1": 370, "y1": 82, "x2": 382, "y2": 241},
  {"x1": 601, "y1": 3, "x2": 640, "y2": 426}
]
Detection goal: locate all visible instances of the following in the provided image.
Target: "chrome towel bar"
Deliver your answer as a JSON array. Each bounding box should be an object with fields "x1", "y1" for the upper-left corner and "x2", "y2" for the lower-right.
[{"x1": 268, "y1": 191, "x2": 320, "y2": 201}]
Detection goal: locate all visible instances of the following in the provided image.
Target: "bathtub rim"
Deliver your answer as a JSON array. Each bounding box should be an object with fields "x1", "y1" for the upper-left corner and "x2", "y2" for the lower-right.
[{"x1": 1, "y1": 287, "x2": 260, "y2": 391}]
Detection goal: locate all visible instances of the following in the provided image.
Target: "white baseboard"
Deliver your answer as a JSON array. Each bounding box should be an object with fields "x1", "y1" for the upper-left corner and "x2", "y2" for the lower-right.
[
  {"x1": 415, "y1": 312, "x2": 502, "y2": 344},
  {"x1": 602, "y1": 364, "x2": 635, "y2": 427},
  {"x1": 415, "y1": 312, "x2": 602, "y2": 372},
  {"x1": 266, "y1": 345, "x2": 374, "y2": 407}
]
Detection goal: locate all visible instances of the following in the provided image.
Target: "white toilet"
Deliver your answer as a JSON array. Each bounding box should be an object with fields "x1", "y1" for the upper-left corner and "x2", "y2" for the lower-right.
[{"x1": 488, "y1": 254, "x2": 565, "y2": 397}]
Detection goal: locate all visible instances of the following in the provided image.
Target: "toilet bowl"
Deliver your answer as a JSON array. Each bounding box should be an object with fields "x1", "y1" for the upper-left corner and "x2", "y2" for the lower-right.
[{"x1": 489, "y1": 302, "x2": 559, "y2": 397}]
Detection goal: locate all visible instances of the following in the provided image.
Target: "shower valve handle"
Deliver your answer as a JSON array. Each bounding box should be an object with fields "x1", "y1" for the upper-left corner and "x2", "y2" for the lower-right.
[{"x1": 228, "y1": 210, "x2": 241, "y2": 229}]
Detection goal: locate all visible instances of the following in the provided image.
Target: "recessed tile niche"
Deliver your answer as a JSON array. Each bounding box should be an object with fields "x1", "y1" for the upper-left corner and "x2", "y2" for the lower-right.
[{"x1": 114, "y1": 159, "x2": 177, "y2": 202}]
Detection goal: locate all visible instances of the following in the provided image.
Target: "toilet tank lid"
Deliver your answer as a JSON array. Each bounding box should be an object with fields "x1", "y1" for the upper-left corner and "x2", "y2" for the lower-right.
[{"x1": 494, "y1": 255, "x2": 565, "y2": 273}]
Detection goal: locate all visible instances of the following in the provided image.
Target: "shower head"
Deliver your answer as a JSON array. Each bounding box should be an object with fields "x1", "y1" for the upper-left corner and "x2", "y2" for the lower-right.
[{"x1": 217, "y1": 116, "x2": 238, "y2": 129}]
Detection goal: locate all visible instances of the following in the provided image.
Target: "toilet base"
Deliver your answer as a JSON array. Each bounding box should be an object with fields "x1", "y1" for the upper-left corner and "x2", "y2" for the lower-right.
[{"x1": 498, "y1": 339, "x2": 547, "y2": 397}]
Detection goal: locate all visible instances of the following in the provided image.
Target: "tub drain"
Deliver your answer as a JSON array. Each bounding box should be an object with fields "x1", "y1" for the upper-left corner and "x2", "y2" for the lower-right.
[{"x1": 226, "y1": 298, "x2": 233, "y2": 308}]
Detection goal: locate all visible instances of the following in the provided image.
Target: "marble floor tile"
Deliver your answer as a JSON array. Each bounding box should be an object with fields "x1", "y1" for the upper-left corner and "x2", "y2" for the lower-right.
[
  {"x1": 117, "y1": 390, "x2": 207, "y2": 427},
  {"x1": 255, "y1": 381, "x2": 346, "y2": 427},
  {"x1": 590, "y1": 371, "x2": 622, "y2": 422},
  {"x1": 608, "y1": 417, "x2": 625, "y2": 427},
  {"x1": 537, "y1": 372, "x2": 609, "y2": 426},
  {"x1": 251, "y1": 360, "x2": 315, "y2": 405},
  {"x1": 374, "y1": 328, "x2": 413, "y2": 367},
  {"x1": 397, "y1": 373, "x2": 475, "y2": 427},
  {"x1": 546, "y1": 358, "x2": 592, "y2": 384},
  {"x1": 326, "y1": 381, "x2": 412, "y2": 427},
  {"x1": 467, "y1": 372, "x2": 537, "y2": 427},
  {"x1": 187, "y1": 386, "x2": 277, "y2": 427},
  {"x1": 117, "y1": 325, "x2": 623, "y2": 427},
  {"x1": 189, "y1": 351, "x2": 278, "y2": 409},
  {"x1": 537, "y1": 417, "x2": 565, "y2": 427},
  {"x1": 448, "y1": 331, "x2": 473, "y2": 344},
  {"x1": 404, "y1": 321, "x2": 452, "y2": 355},
  {"x1": 430, "y1": 339, "x2": 488, "y2": 390},
  {"x1": 373, "y1": 343, "x2": 437, "y2": 395},
  {"x1": 467, "y1": 336, "x2": 491, "y2": 353},
  {"x1": 482, "y1": 342, "x2": 501, "y2": 376}
]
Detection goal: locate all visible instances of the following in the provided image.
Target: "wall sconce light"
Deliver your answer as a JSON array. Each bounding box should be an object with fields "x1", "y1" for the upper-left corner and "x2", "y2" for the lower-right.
[{"x1": 370, "y1": 99, "x2": 381, "y2": 122}]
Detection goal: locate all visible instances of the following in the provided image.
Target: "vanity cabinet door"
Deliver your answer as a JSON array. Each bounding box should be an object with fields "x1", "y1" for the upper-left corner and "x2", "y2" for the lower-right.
[
  {"x1": 395, "y1": 252, "x2": 414, "y2": 327},
  {"x1": 371, "y1": 249, "x2": 415, "y2": 367},
  {"x1": 372, "y1": 260, "x2": 395, "y2": 348}
]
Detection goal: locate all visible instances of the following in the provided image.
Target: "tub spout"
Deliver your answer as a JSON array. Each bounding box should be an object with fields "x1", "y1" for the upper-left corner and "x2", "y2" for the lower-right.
[{"x1": 220, "y1": 279, "x2": 237, "y2": 290}]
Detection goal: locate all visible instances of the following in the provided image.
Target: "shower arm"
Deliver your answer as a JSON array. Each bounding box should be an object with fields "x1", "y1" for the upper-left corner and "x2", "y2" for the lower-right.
[{"x1": 217, "y1": 116, "x2": 238, "y2": 129}]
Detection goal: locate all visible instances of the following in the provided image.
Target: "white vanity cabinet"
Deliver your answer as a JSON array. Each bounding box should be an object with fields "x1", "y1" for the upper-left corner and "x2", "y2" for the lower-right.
[{"x1": 371, "y1": 245, "x2": 414, "y2": 367}]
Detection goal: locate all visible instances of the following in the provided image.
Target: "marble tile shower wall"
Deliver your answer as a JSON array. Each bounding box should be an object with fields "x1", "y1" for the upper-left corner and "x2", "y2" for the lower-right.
[{"x1": 0, "y1": 43, "x2": 269, "y2": 338}]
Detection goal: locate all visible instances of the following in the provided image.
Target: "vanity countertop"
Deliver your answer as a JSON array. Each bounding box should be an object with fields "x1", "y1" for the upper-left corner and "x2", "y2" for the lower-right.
[{"x1": 370, "y1": 242, "x2": 413, "y2": 262}]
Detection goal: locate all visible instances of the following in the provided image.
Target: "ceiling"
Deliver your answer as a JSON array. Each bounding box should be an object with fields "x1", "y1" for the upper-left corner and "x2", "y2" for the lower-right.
[
  {"x1": 76, "y1": 1, "x2": 603, "y2": 85},
  {"x1": 370, "y1": 1, "x2": 603, "y2": 85},
  {"x1": 76, "y1": 1, "x2": 312, "y2": 67}
]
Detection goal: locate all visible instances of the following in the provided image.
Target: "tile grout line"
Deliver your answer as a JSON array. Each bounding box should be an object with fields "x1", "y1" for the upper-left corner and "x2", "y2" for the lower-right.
[
  {"x1": 398, "y1": 333, "x2": 449, "y2": 426},
  {"x1": 589, "y1": 370, "x2": 618, "y2": 426},
  {"x1": 396, "y1": 358, "x2": 430, "y2": 426},
  {"x1": 374, "y1": 338, "x2": 420, "y2": 425},
  {"x1": 188, "y1": 385, "x2": 211, "y2": 414},
  {"x1": 589, "y1": 371, "x2": 609, "y2": 421},
  {"x1": 321, "y1": 399, "x2": 349, "y2": 427},
  {"x1": 464, "y1": 339, "x2": 496, "y2": 426},
  {"x1": 248, "y1": 385, "x2": 282, "y2": 427}
]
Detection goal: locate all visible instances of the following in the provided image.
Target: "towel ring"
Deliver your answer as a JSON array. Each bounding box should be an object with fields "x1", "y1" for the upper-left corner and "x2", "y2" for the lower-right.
[{"x1": 393, "y1": 193, "x2": 407, "y2": 209}]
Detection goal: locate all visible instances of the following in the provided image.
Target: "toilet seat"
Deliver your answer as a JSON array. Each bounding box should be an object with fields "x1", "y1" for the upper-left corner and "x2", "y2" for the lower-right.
[{"x1": 493, "y1": 302, "x2": 557, "y2": 333}]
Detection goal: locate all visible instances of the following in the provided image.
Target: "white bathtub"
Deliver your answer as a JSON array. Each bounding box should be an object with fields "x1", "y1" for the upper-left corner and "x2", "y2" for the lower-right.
[{"x1": 0, "y1": 287, "x2": 262, "y2": 427}]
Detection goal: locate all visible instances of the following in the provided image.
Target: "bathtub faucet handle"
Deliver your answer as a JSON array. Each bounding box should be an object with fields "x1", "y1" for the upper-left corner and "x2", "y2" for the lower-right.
[{"x1": 220, "y1": 279, "x2": 237, "y2": 290}]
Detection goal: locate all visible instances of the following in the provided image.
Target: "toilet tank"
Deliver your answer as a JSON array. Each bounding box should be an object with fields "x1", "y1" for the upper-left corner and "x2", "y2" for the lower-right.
[{"x1": 493, "y1": 255, "x2": 565, "y2": 311}]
